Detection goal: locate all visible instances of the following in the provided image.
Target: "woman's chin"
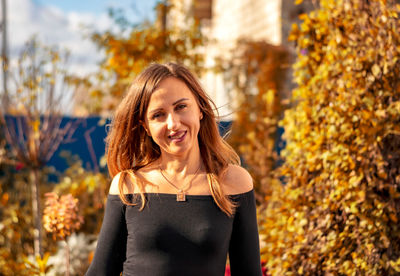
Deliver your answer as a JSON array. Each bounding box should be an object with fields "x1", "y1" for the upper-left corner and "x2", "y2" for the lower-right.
[{"x1": 162, "y1": 143, "x2": 199, "y2": 157}]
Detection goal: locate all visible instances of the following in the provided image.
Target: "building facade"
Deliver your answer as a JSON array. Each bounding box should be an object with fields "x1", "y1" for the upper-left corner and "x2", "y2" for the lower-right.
[{"x1": 167, "y1": 0, "x2": 312, "y2": 118}]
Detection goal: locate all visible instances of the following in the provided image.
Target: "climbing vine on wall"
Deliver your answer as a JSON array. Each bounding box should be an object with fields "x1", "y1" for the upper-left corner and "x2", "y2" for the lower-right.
[{"x1": 261, "y1": 0, "x2": 400, "y2": 274}]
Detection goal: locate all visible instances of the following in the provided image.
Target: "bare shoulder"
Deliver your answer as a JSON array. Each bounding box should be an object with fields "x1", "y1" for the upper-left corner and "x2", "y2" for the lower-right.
[
  {"x1": 109, "y1": 171, "x2": 136, "y2": 195},
  {"x1": 221, "y1": 164, "x2": 254, "y2": 195}
]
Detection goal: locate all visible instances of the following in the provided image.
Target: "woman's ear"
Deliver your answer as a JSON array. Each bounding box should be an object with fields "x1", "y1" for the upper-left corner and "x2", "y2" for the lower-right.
[
  {"x1": 200, "y1": 112, "x2": 203, "y2": 120},
  {"x1": 140, "y1": 121, "x2": 151, "y2": 136}
]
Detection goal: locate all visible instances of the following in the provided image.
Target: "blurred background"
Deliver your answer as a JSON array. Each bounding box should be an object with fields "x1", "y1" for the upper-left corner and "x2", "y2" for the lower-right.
[{"x1": 1, "y1": 0, "x2": 400, "y2": 275}]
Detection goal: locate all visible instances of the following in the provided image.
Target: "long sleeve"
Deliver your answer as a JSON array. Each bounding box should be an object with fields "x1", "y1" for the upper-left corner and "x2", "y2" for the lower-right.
[
  {"x1": 229, "y1": 190, "x2": 262, "y2": 276},
  {"x1": 86, "y1": 195, "x2": 127, "y2": 276}
]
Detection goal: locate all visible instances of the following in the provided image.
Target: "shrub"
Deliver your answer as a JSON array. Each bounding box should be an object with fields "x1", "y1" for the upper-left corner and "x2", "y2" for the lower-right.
[{"x1": 261, "y1": 0, "x2": 400, "y2": 274}]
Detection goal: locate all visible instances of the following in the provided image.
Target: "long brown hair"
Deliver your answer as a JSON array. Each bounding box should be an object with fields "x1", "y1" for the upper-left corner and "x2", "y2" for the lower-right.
[{"x1": 106, "y1": 62, "x2": 240, "y2": 216}]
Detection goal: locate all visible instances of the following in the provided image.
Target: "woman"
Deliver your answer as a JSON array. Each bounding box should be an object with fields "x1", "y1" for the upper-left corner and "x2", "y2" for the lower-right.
[{"x1": 86, "y1": 62, "x2": 262, "y2": 276}]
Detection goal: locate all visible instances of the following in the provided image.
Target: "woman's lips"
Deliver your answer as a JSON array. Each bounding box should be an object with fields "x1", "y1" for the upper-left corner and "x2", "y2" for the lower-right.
[{"x1": 168, "y1": 131, "x2": 187, "y2": 142}]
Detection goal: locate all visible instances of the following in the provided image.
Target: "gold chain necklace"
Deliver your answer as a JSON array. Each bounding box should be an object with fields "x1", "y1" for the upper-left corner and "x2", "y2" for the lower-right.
[{"x1": 159, "y1": 164, "x2": 201, "y2": 202}]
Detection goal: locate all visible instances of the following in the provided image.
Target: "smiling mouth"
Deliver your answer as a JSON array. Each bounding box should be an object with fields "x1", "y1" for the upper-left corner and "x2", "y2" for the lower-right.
[{"x1": 168, "y1": 131, "x2": 187, "y2": 141}]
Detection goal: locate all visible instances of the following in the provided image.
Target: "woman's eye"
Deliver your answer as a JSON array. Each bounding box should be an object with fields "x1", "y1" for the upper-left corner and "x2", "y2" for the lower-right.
[
  {"x1": 152, "y1": 113, "x2": 164, "y2": 119},
  {"x1": 176, "y1": 104, "x2": 187, "y2": 110}
]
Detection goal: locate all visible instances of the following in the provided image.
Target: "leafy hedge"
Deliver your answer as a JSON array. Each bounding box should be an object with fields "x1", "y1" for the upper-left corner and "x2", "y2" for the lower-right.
[{"x1": 261, "y1": 0, "x2": 400, "y2": 274}]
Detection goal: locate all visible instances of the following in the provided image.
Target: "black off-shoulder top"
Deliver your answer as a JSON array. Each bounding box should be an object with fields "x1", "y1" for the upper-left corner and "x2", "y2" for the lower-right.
[{"x1": 85, "y1": 190, "x2": 262, "y2": 276}]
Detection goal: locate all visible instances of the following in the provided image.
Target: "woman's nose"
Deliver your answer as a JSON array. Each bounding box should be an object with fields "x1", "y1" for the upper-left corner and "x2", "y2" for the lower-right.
[{"x1": 166, "y1": 113, "x2": 180, "y2": 130}]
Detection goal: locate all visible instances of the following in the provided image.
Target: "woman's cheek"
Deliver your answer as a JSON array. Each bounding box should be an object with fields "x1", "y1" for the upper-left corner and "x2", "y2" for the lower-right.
[{"x1": 152, "y1": 124, "x2": 165, "y2": 140}]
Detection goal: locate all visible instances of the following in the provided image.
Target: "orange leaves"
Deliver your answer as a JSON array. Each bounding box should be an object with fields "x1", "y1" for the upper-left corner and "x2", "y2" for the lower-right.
[
  {"x1": 43, "y1": 193, "x2": 83, "y2": 241},
  {"x1": 1, "y1": 193, "x2": 9, "y2": 206},
  {"x1": 288, "y1": 23, "x2": 300, "y2": 41}
]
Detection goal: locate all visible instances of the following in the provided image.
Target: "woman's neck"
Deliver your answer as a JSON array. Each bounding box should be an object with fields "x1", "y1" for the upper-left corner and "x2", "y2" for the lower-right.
[{"x1": 158, "y1": 148, "x2": 203, "y2": 178}]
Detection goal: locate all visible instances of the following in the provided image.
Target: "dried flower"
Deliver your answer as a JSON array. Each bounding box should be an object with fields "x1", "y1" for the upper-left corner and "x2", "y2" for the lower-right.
[{"x1": 43, "y1": 193, "x2": 83, "y2": 240}]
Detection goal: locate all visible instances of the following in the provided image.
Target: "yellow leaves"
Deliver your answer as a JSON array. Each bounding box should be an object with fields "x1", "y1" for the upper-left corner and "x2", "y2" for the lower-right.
[
  {"x1": 262, "y1": 89, "x2": 276, "y2": 108},
  {"x1": 349, "y1": 174, "x2": 363, "y2": 188},
  {"x1": 349, "y1": 202, "x2": 358, "y2": 214},
  {"x1": 347, "y1": 156, "x2": 356, "y2": 170},
  {"x1": 295, "y1": 0, "x2": 303, "y2": 4},
  {"x1": 246, "y1": 131, "x2": 256, "y2": 141},
  {"x1": 88, "y1": 17, "x2": 205, "y2": 113},
  {"x1": 390, "y1": 257, "x2": 400, "y2": 272},
  {"x1": 377, "y1": 170, "x2": 388, "y2": 179},
  {"x1": 289, "y1": 24, "x2": 300, "y2": 41},
  {"x1": 89, "y1": 89, "x2": 103, "y2": 98},
  {"x1": 300, "y1": 22, "x2": 310, "y2": 33},
  {"x1": 260, "y1": 0, "x2": 400, "y2": 274},
  {"x1": 31, "y1": 119, "x2": 40, "y2": 133},
  {"x1": 298, "y1": 13, "x2": 308, "y2": 21},
  {"x1": 23, "y1": 252, "x2": 53, "y2": 275},
  {"x1": 371, "y1": 64, "x2": 381, "y2": 77},
  {"x1": 299, "y1": 218, "x2": 308, "y2": 227},
  {"x1": 287, "y1": 216, "x2": 296, "y2": 232},
  {"x1": 375, "y1": 109, "x2": 386, "y2": 118},
  {"x1": 83, "y1": 175, "x2": 102, "y2": 193},
  {"x1": 386, "y1": 101, "x2": 400, "y2": 117}
]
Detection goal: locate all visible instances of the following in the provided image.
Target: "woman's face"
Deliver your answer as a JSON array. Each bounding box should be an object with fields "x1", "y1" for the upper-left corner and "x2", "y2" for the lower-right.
[{"x1": 144, "y1": 77, "x2": 203, "y2": 158}]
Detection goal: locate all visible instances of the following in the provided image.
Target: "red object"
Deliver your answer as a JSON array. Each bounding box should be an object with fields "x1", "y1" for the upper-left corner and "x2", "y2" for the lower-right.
[
  {"x1": 261, "y1": 260, "x2": 270, "y2": 276},
  {"x1": 225, "y1": 261, "x2": 269, "y2": 276},
  {"x1": 15, "y1": 162, "x2": 24, "y2": 171},
  {"x1": 224, "y1": 265, "x2": 231, "y2": 276}
]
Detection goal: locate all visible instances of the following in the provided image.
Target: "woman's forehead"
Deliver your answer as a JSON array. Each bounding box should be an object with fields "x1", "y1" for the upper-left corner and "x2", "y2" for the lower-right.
[
  {"x1": 148, "y1": 78, "x2": 196, "y2": 104},
  {"x1": 156, "y1": 77, "x2": 189, "y2": 92}
]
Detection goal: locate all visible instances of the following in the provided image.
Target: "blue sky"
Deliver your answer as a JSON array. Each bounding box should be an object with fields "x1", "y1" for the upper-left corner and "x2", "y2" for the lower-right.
[
  {"x1": 7, "y1": 0, "x2": 160, "y2": 75},
  {"x1": 33, "y1": 0, "x2": 159, "y2": 21}
]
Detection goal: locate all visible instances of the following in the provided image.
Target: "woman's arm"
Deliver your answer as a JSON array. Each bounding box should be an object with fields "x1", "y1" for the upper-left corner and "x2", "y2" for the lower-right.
[
  {"x1": 229, "y1": 190, "x2": 262, "y2": 276},
  {"x1": 225, "y1": 166, "x2": 262, "y2": 276},
  {"x1": 85, "y1": 175, "x2": 127, "y2": 276}
]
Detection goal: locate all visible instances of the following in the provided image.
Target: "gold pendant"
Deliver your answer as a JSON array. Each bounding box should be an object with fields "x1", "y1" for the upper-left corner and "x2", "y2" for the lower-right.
[{"x1": 177, "y1": 191, "x2": 186, "y2": 202}]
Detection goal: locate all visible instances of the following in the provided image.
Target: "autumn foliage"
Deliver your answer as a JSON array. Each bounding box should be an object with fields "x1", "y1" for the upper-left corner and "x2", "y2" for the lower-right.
[
  {"x1": 1, "y1": 2, "x2": 206, "y2": 273},
  {"x1": 260, "y1": 0, "x2": 400, "y2": 274},
  {"x1": 227, "y1": 41, "x2": 289, "y2": 198},
  {"x1": 81, "y1": 3, "x2": 205, "y2": 114}
]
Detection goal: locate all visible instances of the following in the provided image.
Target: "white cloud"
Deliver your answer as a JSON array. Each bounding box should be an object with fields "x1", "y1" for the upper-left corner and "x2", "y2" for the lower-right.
[{"x1": 8, "y1": 0, "x2": 115, "y2": 76}]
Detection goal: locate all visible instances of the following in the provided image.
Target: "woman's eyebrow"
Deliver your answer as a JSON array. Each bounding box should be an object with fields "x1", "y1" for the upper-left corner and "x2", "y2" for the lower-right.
[
  {"x1": 172, "y1": 98, "x2": 189, "y2": 105},
  {"x1": 148, "y1": 98, "x2": 190, "y2": 115},
  {"x1": 148, "y1": 108, "x2": 163, "y2": 115}
]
